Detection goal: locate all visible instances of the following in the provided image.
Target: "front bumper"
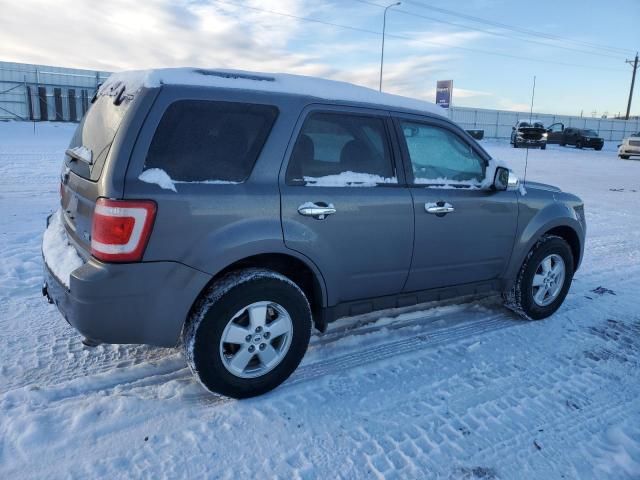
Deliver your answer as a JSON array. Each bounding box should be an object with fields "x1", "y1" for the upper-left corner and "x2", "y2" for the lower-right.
[
  {"x1": 619, "y1": 148, "x2": 640, "y2": 156},
  {"x1": 583, "y1": 139, "x2": 604, "y2": 148},
  {"x1": 516, "y1": 138, "x2": 546, "y2": 147},
  {"x1": 43, "y1": 235, "x2": 211, "y2": 347}
]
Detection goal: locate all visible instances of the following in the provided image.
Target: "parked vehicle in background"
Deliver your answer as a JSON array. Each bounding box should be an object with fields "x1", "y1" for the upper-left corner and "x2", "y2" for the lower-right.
[
  {"x1": 41, "y1": 68, "x2": 586, "y2": 398},
  {"x1": 465, "y1": 129, "x2": 484, "y2": 140},
  {"x1": 510, "y1": 121, "x2": 547, "y2": 149},
  {"x1": 546, "y1": 123, "x2": 604, "y2": 150},
  {"x1": 545, "y1": 122, "x2": 566, "y2": 144},
  {"x1": 618, "y1": 132, "x2": 640, "y2": 159}
]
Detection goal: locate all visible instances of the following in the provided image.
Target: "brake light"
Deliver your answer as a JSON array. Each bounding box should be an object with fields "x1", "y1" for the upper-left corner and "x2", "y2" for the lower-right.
[{"x1": 91, "y1": 198, "x2": 157, "y2": 262}]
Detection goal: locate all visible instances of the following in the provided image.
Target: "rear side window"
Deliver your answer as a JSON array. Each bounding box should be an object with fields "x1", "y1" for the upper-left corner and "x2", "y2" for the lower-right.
[
  {"x1": 145, "y1": 100, "x2": 278, "y2": 182},
  {"x1": 286, "y1": 112, "x2": 396, "y2": 185}
]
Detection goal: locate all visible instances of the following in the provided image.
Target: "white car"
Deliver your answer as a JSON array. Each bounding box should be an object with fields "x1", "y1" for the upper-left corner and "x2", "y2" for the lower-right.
[{"x1": 619, "y1": 133, "x2": 640, "y2": 159}]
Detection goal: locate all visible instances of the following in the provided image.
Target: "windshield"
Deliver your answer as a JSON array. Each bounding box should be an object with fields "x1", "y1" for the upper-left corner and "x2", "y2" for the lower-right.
[{"x1": 65, "y1": 94, "x2": 131, "y2": 180}]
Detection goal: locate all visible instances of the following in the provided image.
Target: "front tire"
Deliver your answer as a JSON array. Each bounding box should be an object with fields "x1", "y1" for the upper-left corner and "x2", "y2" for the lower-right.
[
  {"x1": 504, "y1": 235, "x2": 574, "y2": 320},
  {"x1": 620, "y1": 155, "x2": 629, "y2": 159},
  {"x1": 184, "y1": 269, "x2": 312, "y2": 398},
  {"x1": 541, "y1": 144, "x2": 547, "y2": 150}
]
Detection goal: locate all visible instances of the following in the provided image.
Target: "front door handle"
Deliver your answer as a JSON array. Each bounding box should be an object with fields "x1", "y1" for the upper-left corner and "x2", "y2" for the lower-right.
[
  {"x1": 298, "y1": 202, "x2": 336, "y2": 220},
  {"x1": 425, "y1": 202, "x2": 454, "y2": 216}
]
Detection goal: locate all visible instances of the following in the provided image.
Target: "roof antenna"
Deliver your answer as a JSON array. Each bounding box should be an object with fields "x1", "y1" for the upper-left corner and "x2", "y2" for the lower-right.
[{"x1": 524, "y1": 75, "x2": 536, "y2": 183}]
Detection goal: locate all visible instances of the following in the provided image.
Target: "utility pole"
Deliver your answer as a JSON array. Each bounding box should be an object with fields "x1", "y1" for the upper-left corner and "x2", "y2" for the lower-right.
[
  {"x1": 529, "y1": 75, "x2": 536, "y2": 122},
  {"x1": 625, "y1": 53, "x2": 638, "y2": 120},
  {"x1": 379, "y1": 2, "x2": 401, "y2": 92}
]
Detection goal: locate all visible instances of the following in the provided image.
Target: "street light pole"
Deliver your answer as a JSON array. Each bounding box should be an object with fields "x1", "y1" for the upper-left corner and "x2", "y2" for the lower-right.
[{"x1": 379, "y1": 1, "x2": 401, "y2": 92}]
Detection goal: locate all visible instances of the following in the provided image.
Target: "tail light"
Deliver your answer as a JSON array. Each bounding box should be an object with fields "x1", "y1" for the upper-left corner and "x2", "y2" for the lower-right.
[{"x1": 91, "y1": 198, "x2": 157, "y2": 262}]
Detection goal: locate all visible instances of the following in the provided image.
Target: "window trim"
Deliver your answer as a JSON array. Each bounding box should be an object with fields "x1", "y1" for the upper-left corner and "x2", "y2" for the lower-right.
[
  {"x1": 283, "y1": 105, "x2": 406, "y2": 188},
  {"x1": 391, "y1": 114, "x2": 490, "y2": 188}
]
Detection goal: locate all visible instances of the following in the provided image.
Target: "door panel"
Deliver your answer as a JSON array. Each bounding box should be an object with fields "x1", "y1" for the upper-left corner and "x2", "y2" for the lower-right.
[
  {"x1": 546, "y1": 122, "x2": 564, "y2": 144},
  {"x1": 393, "y1": 115, "x2": 518, "y2": 292},
  {"x1": 282, "y1": 188, "x2": 413, "y2": 303},
  {"x1": 405, "y1": 188, "x2": 518, "y2": 291},
  {"x1": 280, "y1": 107, "x2": 413, "y2": 305}
]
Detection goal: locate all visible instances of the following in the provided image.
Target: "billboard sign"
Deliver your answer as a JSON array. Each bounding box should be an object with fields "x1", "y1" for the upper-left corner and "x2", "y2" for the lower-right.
[{"x1": 436, "y1": 80, "x2": 453, "y2": 108}]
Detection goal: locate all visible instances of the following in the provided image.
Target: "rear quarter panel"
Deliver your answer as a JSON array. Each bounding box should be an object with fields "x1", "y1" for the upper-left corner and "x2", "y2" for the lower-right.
[{"x1": 122, "y1": 86, "x2": 327, "y2": 299}]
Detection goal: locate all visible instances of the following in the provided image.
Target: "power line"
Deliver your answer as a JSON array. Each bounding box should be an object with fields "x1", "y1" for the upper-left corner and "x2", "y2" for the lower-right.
[
  {"x1": 355, "y1": 0, "x2": 626, "y2": 60},
  {"x1": 402, "y1": 0, "x2": 636, "y2": 56},
  {"x1": 211, "y1": 0, "x2": 626, "y2": 72}
]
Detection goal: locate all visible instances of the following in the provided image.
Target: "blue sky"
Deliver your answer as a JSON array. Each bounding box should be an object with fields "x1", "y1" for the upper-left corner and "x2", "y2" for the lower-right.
[{"x1": 1, "y1": 0, "x2": 638, "y2": 116}]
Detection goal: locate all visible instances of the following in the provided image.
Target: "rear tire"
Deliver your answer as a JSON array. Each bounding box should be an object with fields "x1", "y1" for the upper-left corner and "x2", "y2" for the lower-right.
[
  {"x1": 541, "y1": 144, "x2": 547, "y2": 150},
  {"x1": 595, "y1": 146, "x2": 602, "y2": 151},
  {"x1": 576, "y1": 141, "x2": 583, "y2": 149},
  {"x1": 560, "y1": 141, "x2": 566, "y2": 147},
  {"x1": 620, "y1": 155, "x2": 629, "y2": 159},
  {"x1": 184, "y1": 269, "x2": 311, "y2": 398},
  {"x1": 503, "y1": 235, "x2": 574, "y2": 320}
]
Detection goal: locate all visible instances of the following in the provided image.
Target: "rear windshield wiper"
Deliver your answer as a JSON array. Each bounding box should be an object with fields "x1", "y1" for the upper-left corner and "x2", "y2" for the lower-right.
[{"x1": 66, "y1": 146, "x2": 94, "y2": 166}]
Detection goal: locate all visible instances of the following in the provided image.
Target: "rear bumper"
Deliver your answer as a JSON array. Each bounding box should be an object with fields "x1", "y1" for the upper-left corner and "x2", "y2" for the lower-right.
[{"x1": 43, "y1": 249, "x2": 211, "y2": 347}]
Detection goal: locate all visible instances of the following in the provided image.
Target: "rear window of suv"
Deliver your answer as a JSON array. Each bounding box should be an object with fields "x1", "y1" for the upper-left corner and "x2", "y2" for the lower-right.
[
  {"x1": 65, "y1": 94, "x2": 131, "y2": 181},
  {"x1": 145, "y1": 100, "x2": 278, "y2": 183}
]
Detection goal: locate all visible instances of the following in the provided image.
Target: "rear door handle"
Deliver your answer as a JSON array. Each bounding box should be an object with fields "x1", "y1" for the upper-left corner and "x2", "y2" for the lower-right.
[
  {"x1": 425, "y1": 202, "x2": 454, "y2": 216},
  {"x1": 298, "y1": 202, "x2": 336, "y2": 220}
]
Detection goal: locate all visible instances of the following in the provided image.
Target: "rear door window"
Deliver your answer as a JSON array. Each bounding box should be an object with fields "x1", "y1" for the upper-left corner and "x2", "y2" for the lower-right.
[
  {"x1": 145, "y1": 100, "x2": 278, "y2": 182},
  {"x1": 286, "y1": 112, "x2": 396, "y2": 186}
]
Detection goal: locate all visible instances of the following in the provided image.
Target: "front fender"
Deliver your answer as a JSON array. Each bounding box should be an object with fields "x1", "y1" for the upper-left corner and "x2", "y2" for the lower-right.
[{"x1": 503, "y1": 199, "x2": 584, "y2": 291}]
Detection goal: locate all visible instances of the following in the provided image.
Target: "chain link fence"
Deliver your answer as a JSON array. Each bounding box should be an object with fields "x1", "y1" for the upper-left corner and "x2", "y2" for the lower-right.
[{"x1": 448, "y1": 107, "x2": 639, "y2": 142}]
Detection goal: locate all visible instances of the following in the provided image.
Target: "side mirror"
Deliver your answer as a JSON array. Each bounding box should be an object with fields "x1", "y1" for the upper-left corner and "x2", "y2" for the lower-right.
[
  {"x1": 507, "y1": 170, "x2": 520, "y2": 190},
  {"x1": 493, "y1": 166, "x2": 510, "y2": 191}
]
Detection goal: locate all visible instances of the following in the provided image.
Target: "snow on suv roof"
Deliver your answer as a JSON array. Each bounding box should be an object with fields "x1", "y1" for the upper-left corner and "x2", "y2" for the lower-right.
[{"x1": 99, "y1": 67, "x2": 445, "y2": 117}]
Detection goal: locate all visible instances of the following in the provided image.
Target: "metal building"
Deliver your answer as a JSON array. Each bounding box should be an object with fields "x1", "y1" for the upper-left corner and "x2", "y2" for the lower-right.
[{"x1": 0, "y1": 60, "x2": 110, "y2": 122}]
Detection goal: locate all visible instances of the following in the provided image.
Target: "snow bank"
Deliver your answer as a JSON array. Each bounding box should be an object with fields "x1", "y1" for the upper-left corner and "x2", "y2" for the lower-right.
[
  {"x1": 138, "y1": 168, "x2": 177, "y2": 192},
  {"x1": 99, "y1": 68, "x2": 445, "y2": 117},
  {"x1": 42, "y1": 209, "x2": 84, "y2": 288},
  {"x1": 303, "y1": 172, "x2": 397, "y2": 187}
]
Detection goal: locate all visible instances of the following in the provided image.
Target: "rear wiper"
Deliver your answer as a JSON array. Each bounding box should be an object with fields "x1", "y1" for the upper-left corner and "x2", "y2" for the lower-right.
[{"x1": 66, "y1": 146, "x2": 93, "y2": 166}]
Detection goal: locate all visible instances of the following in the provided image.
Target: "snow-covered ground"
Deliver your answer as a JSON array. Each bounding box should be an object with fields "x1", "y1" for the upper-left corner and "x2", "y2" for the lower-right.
[{"x1": 1, "y1": 121, "x2": 639, "y2": 479}]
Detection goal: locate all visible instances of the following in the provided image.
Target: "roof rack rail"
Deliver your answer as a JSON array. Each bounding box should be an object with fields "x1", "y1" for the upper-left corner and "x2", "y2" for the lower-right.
[{"x1": 193, "y1": 69, "x2": 275, "y2": 82}]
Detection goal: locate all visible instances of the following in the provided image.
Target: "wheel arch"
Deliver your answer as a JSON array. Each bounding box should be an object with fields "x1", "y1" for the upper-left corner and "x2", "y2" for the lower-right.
[
  {"x1": 504, "y1": 212, "x2": 584, "y2": 292},
  {"x1": 544, "y1": 225, "x2": 581, "y2": 272},
  {"x1": 189, "y1": 252, "x2": 328, "y2": 333}
]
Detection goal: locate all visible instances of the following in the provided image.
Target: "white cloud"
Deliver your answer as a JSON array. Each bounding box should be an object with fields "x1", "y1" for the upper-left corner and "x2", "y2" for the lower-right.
[
  {"x1": 0, "y1": 0, "x2": 313, "y2": 72},
  {"x1": 0, "y1": 0, "x2": 531, "y2": 112}
]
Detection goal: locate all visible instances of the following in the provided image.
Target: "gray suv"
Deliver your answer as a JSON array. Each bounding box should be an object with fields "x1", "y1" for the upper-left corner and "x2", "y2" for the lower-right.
[{"x1": 42, "y1": 68, "x2": 586, "y2": 398}]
